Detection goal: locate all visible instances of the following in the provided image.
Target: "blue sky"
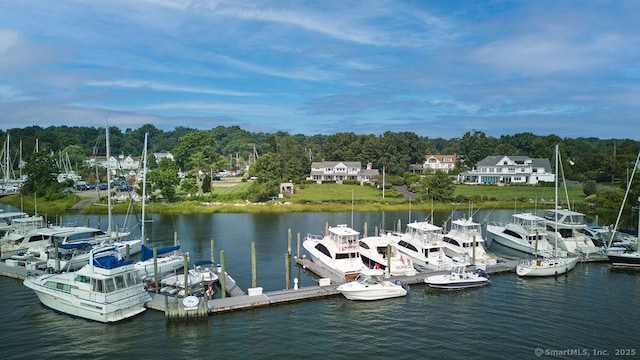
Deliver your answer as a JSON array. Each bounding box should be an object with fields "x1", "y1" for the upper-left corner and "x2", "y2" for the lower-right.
[{"x1": 0, "y1": 0, "x2": 638, "y2": 139}]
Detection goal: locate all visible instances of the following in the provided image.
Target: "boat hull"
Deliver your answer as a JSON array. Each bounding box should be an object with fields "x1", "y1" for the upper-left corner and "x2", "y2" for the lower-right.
[
  {"x1": 336, "y1": 282, "x2": 407, "y2": 301},
  {"x1": 516, "y1": 257, "x2": 578, "y2": 277},
  {"x1": 608, "y1": 253, "x2": 640, "y2": 267},
  {"x1": 23, "y1": 277, "x2": 149, "y2": 323}
]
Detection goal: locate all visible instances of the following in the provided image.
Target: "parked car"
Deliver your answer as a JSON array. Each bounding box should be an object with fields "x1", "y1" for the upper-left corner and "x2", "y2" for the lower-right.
[
  {"x1": 73, "y1": 181, "x2": 89, "y2": 191},
  {"x1": 97, "y1": 183, "x2": 108, "y2": 190},
  {"x1": 117, "y1": 184, "x2": 133, "y2": 192},
  {"x1": 61, "y1": 188, "x2": 74, "y2": 194}
]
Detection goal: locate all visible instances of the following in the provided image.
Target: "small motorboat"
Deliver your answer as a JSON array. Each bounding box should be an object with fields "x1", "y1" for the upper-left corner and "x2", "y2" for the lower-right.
[
  {"x1": 424, "y1": 264, "x2": 490, "y2": 289},
  {"x1": 336, "y1": 268, "x2": 408, "y2": 301}
]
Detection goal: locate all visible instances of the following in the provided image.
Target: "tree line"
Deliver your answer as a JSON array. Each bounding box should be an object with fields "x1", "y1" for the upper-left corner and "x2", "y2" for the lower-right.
[{"x1": 3, "y1": 125, "x2": 639, "y2": 205}]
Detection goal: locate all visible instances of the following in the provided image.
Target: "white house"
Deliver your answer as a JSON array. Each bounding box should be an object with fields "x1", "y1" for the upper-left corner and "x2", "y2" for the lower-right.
[
  {"x1": 458, "y1": 155, "x2": 554, "y2": 185},
  {"x1": 410, "y1": 154, "x2": 457, "y2": 173},
  {"x1": 309, "y1": 161, "x2": 379, "y2": 183}
]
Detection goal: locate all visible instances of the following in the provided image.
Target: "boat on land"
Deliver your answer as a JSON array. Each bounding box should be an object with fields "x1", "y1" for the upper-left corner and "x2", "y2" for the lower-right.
[
  {"x1": 303, "y1": 224, "x2": 363, "y2": 280},
  {"x1": 358, "y1": 235, "x2": 414, "y2": 276},
  {"x1": 516, "y1": 144, "x2": 579, "y2": 277},
  {"x1": 487, "y1": 212, "x2": 554, "y2": 256},
  {"x1": 336, "y1": 268, "x2": 408, "y2": 301},
  {"x1": 23, "y1": 245, "x2": 151, "y2": 323},
  {"x1": 424, "y1": 264, "x2": 490, "y2": 289}
]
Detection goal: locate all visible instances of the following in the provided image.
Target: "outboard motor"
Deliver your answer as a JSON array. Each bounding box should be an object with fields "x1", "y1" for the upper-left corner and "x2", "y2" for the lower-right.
[{"x1": 476, "y1": 268, "x2": 488, "y2": 278}]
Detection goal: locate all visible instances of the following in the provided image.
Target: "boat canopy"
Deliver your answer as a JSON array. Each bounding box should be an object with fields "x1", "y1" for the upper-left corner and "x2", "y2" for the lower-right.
[{"x1": 140, "y1": 245, "x2": 180, "y2": 261}]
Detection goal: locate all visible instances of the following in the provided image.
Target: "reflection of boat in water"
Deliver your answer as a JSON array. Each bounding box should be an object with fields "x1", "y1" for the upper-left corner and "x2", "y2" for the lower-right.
[
  {"x1": 23, "y1": 245, "x2": 151, "y2": 322},
  {"x1": 358, "y1": 236, "x2": 413, "y2": 276},
  {"x1": 336, "y1": 268, "x2": 408, "y2": 301},
  {"x1": 303, "y1": 224, "x2": 363, "y2": 280},
  {"x1": 424, "y1": 264, "x2": 490, "y2": 289}
]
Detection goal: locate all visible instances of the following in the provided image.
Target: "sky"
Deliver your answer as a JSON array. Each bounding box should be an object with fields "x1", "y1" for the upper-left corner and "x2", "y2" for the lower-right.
[{"x1": 0, "y1": 0, "x2": 639, "y2": 140}]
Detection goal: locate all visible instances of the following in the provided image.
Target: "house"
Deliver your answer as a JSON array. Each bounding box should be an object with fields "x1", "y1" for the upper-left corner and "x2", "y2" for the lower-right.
[
  {"x1": 457, "y1": 155, "x2": 554, "y2": 185},
  {"x1": 410, "y1": 154, "x2": 457, "y2": 173},
  {"x1": 309, "y1": 161, "x2": 379, "y2": 184}
]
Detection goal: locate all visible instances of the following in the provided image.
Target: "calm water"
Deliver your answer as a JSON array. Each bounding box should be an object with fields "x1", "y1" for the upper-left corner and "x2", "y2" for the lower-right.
[{"x1": 1, "y1": 205, "x2": 639, "y2": 359}]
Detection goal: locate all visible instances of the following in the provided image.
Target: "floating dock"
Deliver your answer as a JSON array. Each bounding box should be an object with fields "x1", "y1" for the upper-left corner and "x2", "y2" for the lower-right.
[{"x1": 0, "y1": 254, "x2": 572, "y2": 320}]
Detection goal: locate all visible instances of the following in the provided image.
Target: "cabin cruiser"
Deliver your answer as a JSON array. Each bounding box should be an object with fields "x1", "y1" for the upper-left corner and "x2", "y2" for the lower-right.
[
  {"x1": 358, "y1": 235, "x2": 414, "y2": 276},
  {"x1": 303, "y1": 224, "x2": 363, "y2": 280},
  {"x1": 487, "y1": 213, "x2": 555, "y2": 256},
  {"x1": 390, "y1": 221, "x2": 457, "y2": 272},
  {"x1": 516, "y1": 253, "x2": 579, "y2": 277},
  {"x1": 336, "y1": 268, "x2": 408, "y2": 300},
  {"x1": 23, "y1": 245, "x2": 151, "y2": 323},
  {"x1": 543, "y1": 209, "x2": 601, "y2": 257},
  {"x1": 442, "y1": 217, "x2": 497, "y2": 266}
]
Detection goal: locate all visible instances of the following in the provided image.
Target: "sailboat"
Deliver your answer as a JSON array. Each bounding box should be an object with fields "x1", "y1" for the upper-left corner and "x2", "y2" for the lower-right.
[
  {"x1": 516, "y1": 144, "x2": 579, "y2": 277},
  {"x1": 606, "y1": 151, "x2": 640, "y2": 267}
]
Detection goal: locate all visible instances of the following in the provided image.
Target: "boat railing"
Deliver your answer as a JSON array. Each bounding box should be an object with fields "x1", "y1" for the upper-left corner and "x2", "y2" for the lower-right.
[{"x1": 305, "y1": 233, "x2": 323, "y2": 241}]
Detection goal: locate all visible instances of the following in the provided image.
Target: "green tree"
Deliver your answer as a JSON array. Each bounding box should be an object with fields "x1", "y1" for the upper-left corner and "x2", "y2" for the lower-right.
[
  {"x1": 583, "y1": 180, "x2": 597, "y2": 196},
  {"x1": 426, "y1": 171, "x2": 454, "y2": 202},
  {"x1": 147, "y1": 158, "x2": 180, "y2": 202},
  {"x1": 180, "y1": 177, "x2": 198, "y2": 196},
  {"x1": 20, "y1": 151, "x2": 62, "y2": 197},
  {"x1": 201, "y1": 173, "x2": 212, "y2": 193}
]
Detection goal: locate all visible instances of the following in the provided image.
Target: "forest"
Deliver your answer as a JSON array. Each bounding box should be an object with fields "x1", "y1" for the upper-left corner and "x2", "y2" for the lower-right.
[{"x1": 2, "y1": 124, "x2": 639, "y2": 207}]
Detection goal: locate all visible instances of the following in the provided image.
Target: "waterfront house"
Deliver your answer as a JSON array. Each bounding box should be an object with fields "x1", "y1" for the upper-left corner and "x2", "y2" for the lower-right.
[
  {"x1": 409, "y1": 154, "x2": 457, "y2": 173},
  {"x1": 309, "y1": 161, "x2": 379, "y2": 184},
  {"x1": 457, "y1": 155, "x2": 554, "y2": 185}
]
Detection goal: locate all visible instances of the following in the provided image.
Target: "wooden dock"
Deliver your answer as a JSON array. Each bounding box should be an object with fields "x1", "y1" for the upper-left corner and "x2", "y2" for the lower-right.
[{"x1": 3, "y1": 255, "x2": 523, "y2": 319}]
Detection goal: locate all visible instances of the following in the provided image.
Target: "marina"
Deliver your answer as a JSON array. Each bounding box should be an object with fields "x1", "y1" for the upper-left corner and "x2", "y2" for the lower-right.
[{"x1": 0, "y1": 207, "x2": 638, "y2": 359}]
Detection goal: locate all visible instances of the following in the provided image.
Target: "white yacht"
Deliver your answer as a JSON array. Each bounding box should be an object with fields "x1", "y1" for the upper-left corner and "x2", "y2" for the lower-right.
[
  {"x1": 442, "y1": 217, "x2": 498, "y2": 266},
  {"x1": 23, "y1": 245, "x2": 151, "y2": 323},
  {"x1": 303, "y1": 224, "x2": 363, "y2": 280},
  {"x1": 358, "y1": 235, "x2": 414, "y2": 276},
  {"x1": 336, "y1": 268, "x2": 408, "y2": 301},
  {"x1": 487, "y1": 213, "x2": 554, "y2": 256},
  {"x1": 425, "y1": 264, "x2": 490, "y2": 289},
  {"x1": 391, "y1": 221, "x2": 457, "y2": 272},
  {"x1": 543, "y1": 209, "x2": 600, "y2": 256}
]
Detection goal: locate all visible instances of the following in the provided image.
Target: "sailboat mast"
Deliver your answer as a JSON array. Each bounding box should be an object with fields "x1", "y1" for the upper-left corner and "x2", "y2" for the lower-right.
[
  {"x1": 106, "y1": 123, "x2": 112, "y2": 236},
  {"x1": 141, "y1": 133, "x2": 148, "y2": 243},
  {"x1": 554, "y1": 144, "x2": 559, "y2": 257}
]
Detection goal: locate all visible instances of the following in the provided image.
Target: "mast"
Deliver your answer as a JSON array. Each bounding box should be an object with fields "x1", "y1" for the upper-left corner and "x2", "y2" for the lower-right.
[
  {"x1": 609, "y1": 151, "x2": 640, "y2": 249},
  {"x1": 106, "y1": 122, "x2": 112, "y2": 236},
  {"x1": 554, "y1": 143, "x2": 559, "y2": 258},
  {"x1": 141, "y1": 132, "x2": 148, "y2": 243}
]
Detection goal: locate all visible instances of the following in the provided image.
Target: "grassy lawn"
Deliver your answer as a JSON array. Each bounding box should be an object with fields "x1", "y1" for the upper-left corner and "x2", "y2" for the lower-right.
[{"x1": 454, "y1": 184, "x2": 585, "y2": 202}]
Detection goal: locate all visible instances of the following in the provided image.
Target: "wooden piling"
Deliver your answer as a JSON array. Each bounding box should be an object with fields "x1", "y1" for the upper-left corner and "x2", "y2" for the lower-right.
[
  {"x1": 251, "y1": 242, "x2": 257, "y2": 289},
  {"x1": 285, "y1": 252, "x2": 291, "y2": 290},
  {"x1": 210, "y1": 238, "x2": 215, "y2": 265},
  {"x1": 220, "y1": 250, "x2": 226, "y2": 298}
]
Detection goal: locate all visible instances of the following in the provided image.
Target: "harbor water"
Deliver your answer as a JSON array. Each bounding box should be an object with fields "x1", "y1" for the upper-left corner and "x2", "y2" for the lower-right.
[{"x1": 1, "y1": 205, "x2": 639, "y2": 359}]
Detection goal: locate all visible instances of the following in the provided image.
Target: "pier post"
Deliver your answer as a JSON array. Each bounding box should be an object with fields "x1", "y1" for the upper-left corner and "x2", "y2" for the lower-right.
[
  {"x1": 375, "y1": 225, "x2": 378, "y2": 236},
  {"x1": 285, "y1": 252, "x2": 291, "y2": 289},
  {"x1": 153, "y1": 248, "x2": 159, "y2": 294},
  {"x1": 364, "y1": 222, "x2": 367, "y2": 237},
  {"x1": 54, "y1": 241, "x2": 60, "y2": 272},
  {"x1": 210, "y1": 238, "x2": 215, "y2": 265},
  {"x1": 296, "y1": 232, "x2": 300, "y2": 259},
  {"x1": 125, "y1": 244, "x2": 130, "y2": 259},
  {"x1": 386, "y1": 244, "x2": 391, "y2": 277},
  {"x1": 115, "y1": 224, "x2": 119, "y2": 241},
  {"x1": 288, "y1": 229, "x2": 292, "y2": 255},
  {"x1": 472, "y1": 234, "x2": 476, "y2": 265},
  {"x1": 251, "y1": 241, "x2": 257, "y2": 288},
  {"x1": 397, "y1": 219, "x2": 401, "y2": 232},
  {"x1": 183, "y1": 255, "x2": 189, "y2": 296},
  {"x1": 86, "y1": 218, "x2": 89, "y2": 227},
  {"x1": 174, "y1": 231, "x2": 178, "y2": 246},
  {"x1": 220, "y1": 250, "x2": 226, "y2": 298}
]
